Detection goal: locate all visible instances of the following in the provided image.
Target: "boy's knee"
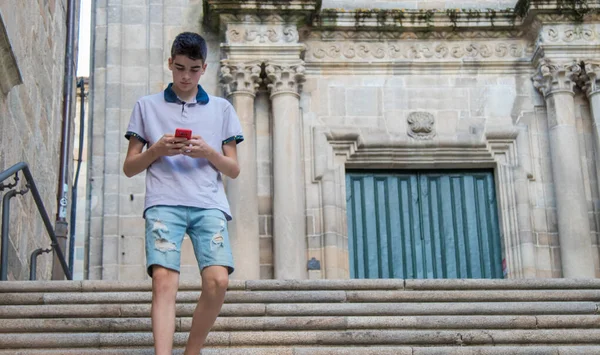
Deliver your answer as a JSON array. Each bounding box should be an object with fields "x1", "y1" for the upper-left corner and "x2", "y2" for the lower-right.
[
  {"x1": 152, "y1": 266, "x2": 179, "y2": 294},
  {"x1": 202, "y1": 268, "x2": 229, "y2": 293}
]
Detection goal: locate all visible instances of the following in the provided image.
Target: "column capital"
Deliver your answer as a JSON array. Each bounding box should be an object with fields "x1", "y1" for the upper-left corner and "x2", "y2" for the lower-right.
[
  {"x1": 580, "y1": 60, "x2": 600, "y2": 97},
  {"x1": 532, "y1": 59, "x2": 581, "y2": 97},
  {"x1": 264, "y1": 62, "x2": 305, "y2": 98},
  {"x1": 219, "y1": 61, "x2": 262, "y2": 98}
]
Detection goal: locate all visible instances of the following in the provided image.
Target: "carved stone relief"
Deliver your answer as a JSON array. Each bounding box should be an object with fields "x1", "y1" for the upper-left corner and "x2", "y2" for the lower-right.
[
  {"x1": 407, "y1": 112, "x2": 436, "y2": 140},
  {"x1": 265, "y1": 63, "x2": 306, "y2": 96},
  {"x1": 532, "y1": 59, "x2": 581, "y2": 97},
  {"x1": 219, "y1": 62, "x2": 262, "y2": 97},
  {"x1": 544, "y1": 25, "x2": 597, "y2": 43},
  {"x1": 580, "y1": 60, "x2": 600, "y2": 97},
  {"x1": 306, "y1": 41, "x2": 533, "y2": 61},
  {"x1": 227, "y1": 25, "x2": 299, "y2": 44}
]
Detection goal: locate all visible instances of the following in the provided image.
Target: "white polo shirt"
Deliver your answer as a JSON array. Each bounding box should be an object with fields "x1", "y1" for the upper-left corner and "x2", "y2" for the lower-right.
[{"x1": 125, "y1": 84, "x2": 243, "y2": 220}]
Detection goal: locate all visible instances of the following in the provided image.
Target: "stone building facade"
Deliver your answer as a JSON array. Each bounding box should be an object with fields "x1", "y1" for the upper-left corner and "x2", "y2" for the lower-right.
[
  {"x1": 0, "y1": 0, "x2": 74, "y2": 280},
  {"x1": 87, "y1": 0, "x2": 600, "y2": 281}
]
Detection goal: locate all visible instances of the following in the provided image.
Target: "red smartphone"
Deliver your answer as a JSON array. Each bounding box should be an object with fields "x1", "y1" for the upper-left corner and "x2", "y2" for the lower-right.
[{"x1": 175, "y1": 128, "x2": 192, "y2": 140}]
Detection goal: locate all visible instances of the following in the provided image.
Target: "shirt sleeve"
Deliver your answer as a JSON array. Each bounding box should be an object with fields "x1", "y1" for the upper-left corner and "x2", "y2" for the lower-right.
[
  {"x1": 221, "y1": 102, "x2": 244, "y2": 145},
  {"x1": 124, "y1": 101, "x2": 148, "y2": 145}
]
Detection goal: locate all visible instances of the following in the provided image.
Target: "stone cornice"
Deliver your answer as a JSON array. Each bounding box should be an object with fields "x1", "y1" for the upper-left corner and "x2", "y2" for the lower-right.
[
  {"x1": 219, "y1": 61, "x2": 262, "y2": 98},
  {"x1": 0, "y1": 12, "x2": 23, "y2": 95},
  {"x1": 311, "y1": 1, "x2": 600, "y2": 36},
  {"x1": 204, "y1": 0, "x2": 321, "y2": 29},
  {"x1": 532, "y1": 58, "x2": 581, "y2": 97}
]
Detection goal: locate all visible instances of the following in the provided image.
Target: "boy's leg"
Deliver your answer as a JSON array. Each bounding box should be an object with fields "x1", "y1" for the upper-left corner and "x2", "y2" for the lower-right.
[
  {"x1": 184, "y1": 266, "x2": 229, "y2": 355},
  {"x1": 144, "y1": 206, "x2": 187, "y2": 355},
  {"x1": 151, "y1": 266, "x2": 180, "y2": 355},
  {"x1": 185, "y1": 209, "x2": 234, "y2": 354}
]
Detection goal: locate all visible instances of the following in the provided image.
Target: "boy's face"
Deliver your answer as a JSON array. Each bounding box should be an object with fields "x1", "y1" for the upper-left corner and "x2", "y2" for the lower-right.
[{"x1": 168, "y1": 55, "x2": 206, "y2": 94}]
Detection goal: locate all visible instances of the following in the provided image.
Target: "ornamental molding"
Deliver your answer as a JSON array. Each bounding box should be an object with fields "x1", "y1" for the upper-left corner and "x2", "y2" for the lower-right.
[
  {"x1": 532, "y1": 59, "x2": 581, "y2": 97},
  {"x1": 305, "y1": 41, "x2": 533, "y2": 62},
  {"x1": 407, "y1": 112, "x2": 436, "y2": 140},
  {"x1": 580, "y1": 60, "x2": 600, "y2": 97},
  {"x1": 264, "y1": 62, "x2": 306, "y2": 97},
  {"x1": 301, "y1": 29, "x2": 526, "y2": 41},
  {"x1": 219, "y1": 14, "x2": 308, "y2": 25},
  {"x1": 219, "y1": 61, "x2": 262, "y2": 97},
  {"x1": 542, "y1": 24, "x2": 598, "y2": 43},
  {"x1": 226, "y1": 25, "x2": 299, "y2": 44}
]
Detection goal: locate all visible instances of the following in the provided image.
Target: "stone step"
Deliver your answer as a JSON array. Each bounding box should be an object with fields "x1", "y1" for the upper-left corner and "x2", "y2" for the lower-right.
[
  {"x1": 2, "y1": 346, "x2": 600, "y2": 355},
  {"x1": 1, "y1": 329, "x2": 600, "y2": 349},
  {"x1": 1, "y1": 301, "x2": 598, "y2": 318},
  {"x1": 1, "y1": 280, "x2": 599, "y2": 352},
  {"x1": 1, "y1": 279, "x2": 600, "y2": 293},
  {"x1": 2, "y1": 289, "x2": 600, "y2": 305},
  {"x1": 1, "y1": 315, "x2": 599, "y2": 333}
]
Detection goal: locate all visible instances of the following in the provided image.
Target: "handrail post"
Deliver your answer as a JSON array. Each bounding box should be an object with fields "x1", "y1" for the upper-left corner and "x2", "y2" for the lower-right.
[{"x1": 0, "y1": 190, "x2": 18, "y2": 280}]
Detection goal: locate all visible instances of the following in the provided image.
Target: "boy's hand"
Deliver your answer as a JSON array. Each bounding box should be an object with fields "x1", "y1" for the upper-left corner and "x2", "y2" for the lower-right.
[
  {"x1": 152, "y1": 134, "x2": 187, "y2": 157},
  {"x1": 181, "y1": 135, "x2": 215, "y2": 159}
]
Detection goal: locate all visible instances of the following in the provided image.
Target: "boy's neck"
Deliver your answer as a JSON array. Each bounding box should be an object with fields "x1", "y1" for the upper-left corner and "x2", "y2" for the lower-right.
[{"x1": 172, "y1": 85, "x2": 198, "y2": 103}]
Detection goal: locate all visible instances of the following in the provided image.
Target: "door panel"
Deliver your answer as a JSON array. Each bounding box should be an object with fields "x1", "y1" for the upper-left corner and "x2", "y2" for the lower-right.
[{"x1": 346, "y1": 171, "x2": 503, "y2": 279}]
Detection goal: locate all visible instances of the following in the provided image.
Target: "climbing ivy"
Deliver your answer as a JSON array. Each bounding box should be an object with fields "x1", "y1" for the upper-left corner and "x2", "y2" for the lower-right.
[{"x1": 516, "y1": 0, "x2": 594, "y2": 21}]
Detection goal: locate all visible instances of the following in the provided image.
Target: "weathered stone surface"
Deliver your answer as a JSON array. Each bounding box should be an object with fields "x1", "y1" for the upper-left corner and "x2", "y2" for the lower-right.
[{"x1": 0, "y1": 0, "x2": 68, "y2": 281}]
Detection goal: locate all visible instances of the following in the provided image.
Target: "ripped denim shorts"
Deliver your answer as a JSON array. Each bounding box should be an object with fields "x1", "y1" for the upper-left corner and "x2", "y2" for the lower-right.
[{"x1": 144, "y1": 205, "x2": 234, "y2": 277}]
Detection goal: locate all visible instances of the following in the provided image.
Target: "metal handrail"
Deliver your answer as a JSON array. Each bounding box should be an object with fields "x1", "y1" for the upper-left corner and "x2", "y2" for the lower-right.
[{"x1": 0, "y1": 162, "x2": 72, "y2": 280}]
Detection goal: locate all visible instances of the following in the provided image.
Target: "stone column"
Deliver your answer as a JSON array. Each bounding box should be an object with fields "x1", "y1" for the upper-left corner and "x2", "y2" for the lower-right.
[
  {"x1": 220, "y1": 62, "x2": 262, "y2": 280},
  {"x1": 582, "y1": 60, "x2": 600, "y2": 171},
  {"x1": 533, "y1": 59, "x2": 595, "y2": 278},
  {"x1": 265, "y1": 62, "x2": 308, "y2": 279}
]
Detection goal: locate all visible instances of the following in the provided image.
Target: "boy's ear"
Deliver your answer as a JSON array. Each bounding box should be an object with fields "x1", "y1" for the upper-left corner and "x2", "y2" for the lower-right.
[{"x1": 168, "y1": 57, "x2": 173, "y2": 69}]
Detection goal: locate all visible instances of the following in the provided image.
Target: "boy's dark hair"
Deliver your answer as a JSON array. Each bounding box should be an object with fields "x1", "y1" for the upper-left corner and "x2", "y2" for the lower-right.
[{"x1": 171, "y1": 32, "x2": 208, "y2": 62}]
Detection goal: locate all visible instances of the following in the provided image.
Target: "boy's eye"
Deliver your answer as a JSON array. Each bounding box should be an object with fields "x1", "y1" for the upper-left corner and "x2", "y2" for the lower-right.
[{"x1": 191, "y1": 69, "x2": 199, "y2": 73}]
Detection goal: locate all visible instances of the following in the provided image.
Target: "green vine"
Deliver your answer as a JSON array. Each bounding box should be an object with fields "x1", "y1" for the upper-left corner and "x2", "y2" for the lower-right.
[
  {"x1": 485, "y1": 8, "x2": 497, "y2": 26},
  {"x1": 390, "y1": 9, "x2": 405, "y2": 27},
  {"x1": 417, "y1": 9, "x2": 435, "y2": 28},
  {"x1": 515, "y1": 0, "x2": 593, "y2": 21},
  {"x1": 446, "y1": 8, "x2": 459, "y2": 30}
]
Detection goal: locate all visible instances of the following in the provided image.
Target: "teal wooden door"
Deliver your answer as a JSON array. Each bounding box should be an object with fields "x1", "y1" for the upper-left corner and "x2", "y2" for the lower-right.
[{"x1": 346, "y1": 170, "x2": 503, "y2": 279}]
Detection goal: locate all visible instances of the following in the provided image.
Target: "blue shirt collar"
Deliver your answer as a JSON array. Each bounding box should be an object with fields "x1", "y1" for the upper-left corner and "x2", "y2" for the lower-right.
[{"x1": 164, "y1": 83, "x2": 209, "y2": 104}]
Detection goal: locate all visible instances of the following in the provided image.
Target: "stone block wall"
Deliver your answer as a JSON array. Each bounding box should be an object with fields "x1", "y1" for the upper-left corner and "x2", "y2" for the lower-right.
[{"x1": 0, "y1": 0, "x2": 70, "y2": 280}]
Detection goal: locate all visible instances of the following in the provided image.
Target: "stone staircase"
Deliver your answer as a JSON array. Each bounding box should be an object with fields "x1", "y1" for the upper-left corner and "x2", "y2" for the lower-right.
[{"x1": 0, "y1": 279, "x2": 599, "y2": 354}]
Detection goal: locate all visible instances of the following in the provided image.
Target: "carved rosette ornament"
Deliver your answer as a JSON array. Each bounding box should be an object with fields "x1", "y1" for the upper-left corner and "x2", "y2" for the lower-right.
[
  {"x1": 580, "y1": 60, "x2": 600, "y2": 97},
  {"x1": 219, "y1": 62, "x2": 262, "y2": 97},
  {"x1": 532, "y1": 59, "x2": 581, "y2": 97},
  {"x1": 264, "y1": 63, "x2": 306, "y2": 97},
  {"x1": 407, "y1": 112, "x2": 436, "y2": 140}
]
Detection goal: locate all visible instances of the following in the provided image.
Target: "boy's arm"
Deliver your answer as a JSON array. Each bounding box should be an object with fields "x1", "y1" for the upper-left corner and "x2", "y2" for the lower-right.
[
  {"x1": 211, "y1": 140, "x2": 240, "y2": 179},
  {"x1": 182, "y1": 137, "x2": 240, "y2": 179},
  {"x1": 123, "y1": 134, "x2": 186, "y2": 177}
]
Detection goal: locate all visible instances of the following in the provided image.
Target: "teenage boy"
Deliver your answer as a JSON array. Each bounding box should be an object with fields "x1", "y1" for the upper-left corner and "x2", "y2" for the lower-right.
[{"x1": 123, "y1": 32, "x2": 243, "y2": 355}]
